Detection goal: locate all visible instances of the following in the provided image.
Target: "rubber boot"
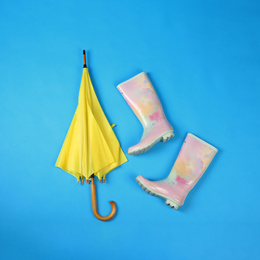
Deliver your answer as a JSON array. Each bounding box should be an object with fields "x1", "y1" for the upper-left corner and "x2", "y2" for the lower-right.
[
  {"x1": 136, "y1": 133, "x2": 218, "y2": 209},
  {"x1": 117, "y1": 72, "x2": 174, "y2": 155}
]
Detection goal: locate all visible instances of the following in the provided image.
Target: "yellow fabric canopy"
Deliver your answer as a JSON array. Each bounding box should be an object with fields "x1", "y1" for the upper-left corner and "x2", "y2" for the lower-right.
[{"x1": 56, "y1": 68, "x2": 127, "y2": 181}]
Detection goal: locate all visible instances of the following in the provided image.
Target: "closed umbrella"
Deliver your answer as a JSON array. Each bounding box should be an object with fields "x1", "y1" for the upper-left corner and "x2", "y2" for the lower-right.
[{"x1": 56, "y1": 50, "x2": 127, "y2": 221}]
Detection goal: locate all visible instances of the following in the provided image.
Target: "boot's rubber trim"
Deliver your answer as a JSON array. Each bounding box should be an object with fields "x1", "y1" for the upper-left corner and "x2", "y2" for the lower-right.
[
  {"x1": 117, "y1": 72, "x2": 146, "y2": 89},
  {"x1": 188, "y1": 133, "x2": 218, "y2": 152},
  {"x1": 128, "y1": 130, "x2": 174, "y2": 155},
  {"x1": 136, "y1": 176, "x2": 181, "y2": 210}
]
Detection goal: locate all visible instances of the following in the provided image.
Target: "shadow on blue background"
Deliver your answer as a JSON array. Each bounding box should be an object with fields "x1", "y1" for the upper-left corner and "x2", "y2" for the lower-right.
[{"x1": 0, "y1": 0, "x2": 259, "y2": 259}]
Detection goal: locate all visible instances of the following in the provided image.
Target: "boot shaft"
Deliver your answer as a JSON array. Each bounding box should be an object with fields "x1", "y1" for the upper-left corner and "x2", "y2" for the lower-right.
[
  {"x1": 169, "y1": 133, "x2": 218, "y2": 190},
  {"x1": 117, "y1": 72, "x2": 169, "y2": 128}
]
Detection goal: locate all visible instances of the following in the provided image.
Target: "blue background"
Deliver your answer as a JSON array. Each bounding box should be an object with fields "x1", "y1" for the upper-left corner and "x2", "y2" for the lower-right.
[{"x1": 0, "y1": 0, "x2": 259, "y2": 259}]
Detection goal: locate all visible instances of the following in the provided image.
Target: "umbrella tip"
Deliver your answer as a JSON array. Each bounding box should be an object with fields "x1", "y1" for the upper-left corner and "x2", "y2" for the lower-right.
[{"x1": 83, "y1": 50, "x2": 87, "y2": 68}]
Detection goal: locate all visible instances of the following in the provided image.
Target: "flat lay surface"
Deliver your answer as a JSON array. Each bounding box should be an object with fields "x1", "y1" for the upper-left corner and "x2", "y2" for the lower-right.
[{"x1": 0, "y1": 0, "x2": 259, "y2": 259}]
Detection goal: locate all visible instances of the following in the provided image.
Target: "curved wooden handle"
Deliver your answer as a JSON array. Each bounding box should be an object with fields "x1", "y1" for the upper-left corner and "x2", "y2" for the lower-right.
[{"x1": 90, "y1": 177, "x2": 117, "y2": 221}]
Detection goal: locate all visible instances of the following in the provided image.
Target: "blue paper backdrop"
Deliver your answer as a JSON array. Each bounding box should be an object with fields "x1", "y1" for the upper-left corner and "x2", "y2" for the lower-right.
[{"x1": 0, "y1": 0, "x2": 259, "y2": 259}]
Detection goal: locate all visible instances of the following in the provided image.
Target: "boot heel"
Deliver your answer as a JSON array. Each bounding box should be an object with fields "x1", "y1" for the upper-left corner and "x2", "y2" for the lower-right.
[
  {"x1": 161, "y1": 131, "x2": 174, "y2": 143},
  {"x1": 165, "y1": 199, "x2": 180, "y2": 210}
]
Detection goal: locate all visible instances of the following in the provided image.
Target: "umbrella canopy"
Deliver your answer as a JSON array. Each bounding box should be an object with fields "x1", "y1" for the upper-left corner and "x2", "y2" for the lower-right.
[{"x1": 55, "y1": 50, "x2": 127, "y2": 220}]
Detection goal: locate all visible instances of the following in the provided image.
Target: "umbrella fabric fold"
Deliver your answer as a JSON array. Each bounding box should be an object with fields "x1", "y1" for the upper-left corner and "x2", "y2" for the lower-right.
[{"x1": 56, "y1": 67, "x2": 127, "y2": 181}]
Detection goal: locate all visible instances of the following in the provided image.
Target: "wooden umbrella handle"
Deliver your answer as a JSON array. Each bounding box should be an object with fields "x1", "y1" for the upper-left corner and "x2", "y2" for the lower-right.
[{"x1": 90, "y1": 177, "x2": 117, "y2": 221}]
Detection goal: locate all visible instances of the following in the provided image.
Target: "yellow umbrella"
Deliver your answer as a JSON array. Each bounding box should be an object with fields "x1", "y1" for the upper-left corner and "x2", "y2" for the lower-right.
[{"x1": 56, "y1": 50, "x2": 127, "y2": 221}]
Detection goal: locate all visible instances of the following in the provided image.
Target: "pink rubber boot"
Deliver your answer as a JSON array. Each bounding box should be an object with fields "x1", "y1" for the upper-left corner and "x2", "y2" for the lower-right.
[
  {"x1": 136, "y1": 133, "x2": 218, "y2": 209},
  {"x1": 117, "y1": 72, "x2": 174, "y2": 155}
]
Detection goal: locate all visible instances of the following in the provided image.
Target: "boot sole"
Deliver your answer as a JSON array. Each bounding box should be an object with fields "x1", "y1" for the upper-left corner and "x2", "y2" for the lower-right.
[
  {"x1": 128, "y1": 130, "x2": 174, "y2": 155},
  {"x1": 136, "y1": 177, "x2": 180, "y2": 210}
]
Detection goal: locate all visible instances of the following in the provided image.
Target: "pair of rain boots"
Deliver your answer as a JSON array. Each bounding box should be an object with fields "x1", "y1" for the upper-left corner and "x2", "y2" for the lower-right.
[{"x1": 117, "y1": 72, "x2": 218, "y2": 209}]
